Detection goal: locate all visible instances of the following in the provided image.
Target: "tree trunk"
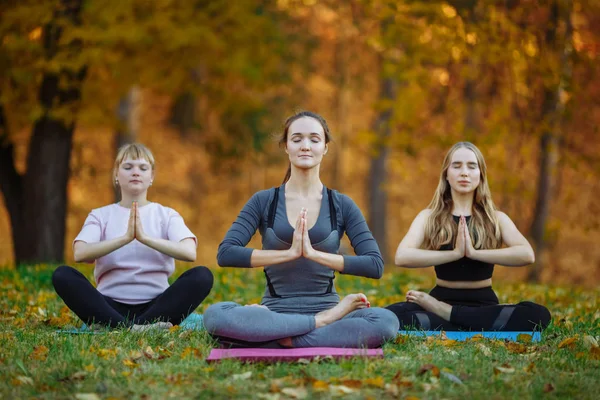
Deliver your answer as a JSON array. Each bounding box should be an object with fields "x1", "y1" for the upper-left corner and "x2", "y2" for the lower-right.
[
  {"x1": 367, "y1": 69, "x2": 395, "y2": 264},
  {"x1": 0, "y1": 106, "x2": 28, "y2": 263},
  {"x1": 0, "y1": 0, "x2": 86, "y2": 265},
  {"x1": 528, "y1": 0, "x2": 572, "y2": 282},
  {"x1": 114, "y1": 86, "x2": 141, "y2": 201}
]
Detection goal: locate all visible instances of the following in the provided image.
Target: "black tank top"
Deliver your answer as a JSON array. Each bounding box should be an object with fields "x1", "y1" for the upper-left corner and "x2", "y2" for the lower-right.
[{"x1": 434, "y1": 215, "x2": 495, "y2": 281}]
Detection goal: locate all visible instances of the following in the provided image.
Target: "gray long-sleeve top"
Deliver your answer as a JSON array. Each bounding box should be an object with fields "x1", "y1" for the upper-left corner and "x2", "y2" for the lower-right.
[{"x1": 217, "y1": 185, "x2": 384, "y2": 279}]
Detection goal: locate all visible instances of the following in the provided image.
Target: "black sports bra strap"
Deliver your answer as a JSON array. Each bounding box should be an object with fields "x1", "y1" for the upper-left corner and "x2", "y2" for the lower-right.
[
  {"x1": 327, "y1": 188, "x2": 337, "y2": 231},
  {"x1": 264, "y1": 270, "x2": 282, "y2": 298},
  {"x1": 267, "y1": 187, "x2": 280, "y2": 229}
]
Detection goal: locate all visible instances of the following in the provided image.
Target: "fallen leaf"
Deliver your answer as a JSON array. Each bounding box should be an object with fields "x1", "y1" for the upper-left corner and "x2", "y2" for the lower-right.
[
  {"x1": 506, "y1": 342, "x2": 528, "y2": 354},
  {"x1": 143, "y1": 346, "x2": 156, "y2": 359},
  {"x1": 178, "y1": 330, "x2": 192, "y2": 339},
  {"x1": 517, "y1": 333, "x2": 533, "y2": 343},
  {"x1": 339, "y1": 379, "x2": 362, "y2": 389},
  {"x1": 84, "y1": 364, "x2": 95, "y2": 372},
  {"x1": 281, "y1": 387, "x2": 308, "y2": 399},
  {"x1": 32, "y1": 345, "x2": 49, "y2": 361},
  {"x1": 418, "y1": 364, "x2": 440, "y2": 377},
  {"x1": 583, "y1": 335, "x2": 599, "y2": 349},
  {"x1": 477, "y1": 343, "x2": 492, "y2": 357},
  {"x1": 385, "y1": 383, "x2": 399, "y2": 396},
  {"x1": 364, "y1": 377, "x2": 385, "y2": 388},
  {"x1": 558, "y1": 337, "x2": 577, "y2": 349},
  {"x1": 312, "y1": 380, "x2": 329, "y2": 391},
  {"x1": 74, "y1": 394, "x2": 101, "y2": 400},
  {"x1": 543, "y1": 383, "x2": 555, "y2": 393},
  {"x1": 329, "y1": 385, "x2": 355, "y2": 396},
  {"x1": 12, "y1": 376, "x2": 34, "y2": 386},
  {"x1": 168, "y1": 325, "x2": 181, "y2": 333},
  {"x1": 232, "y1": 371, "x2": 252, "y2": 380},
  {"x1": 129, "y1": 351, "x2": 144, "y2": 361},
  {"x1": 590, "y1": 346, "x2": 600, "y2": 360},
  {"x1": 494, "y1": 364, "x2": 515, "y2": 375},
  {"x1": 122, "y1": 359, "x2": 138, "y2": 368}
]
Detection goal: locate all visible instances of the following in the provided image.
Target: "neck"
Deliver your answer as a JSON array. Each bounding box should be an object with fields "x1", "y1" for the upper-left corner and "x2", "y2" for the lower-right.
[
  {"x1": 119, "y1": 192, "x2": 149, "y2": 208},
  {"x1": 451, "y1": 190, "x2": 474, "y2": 215},
  {"x1": 286, "y1": 166, "x2": 322, "y2": 197}
]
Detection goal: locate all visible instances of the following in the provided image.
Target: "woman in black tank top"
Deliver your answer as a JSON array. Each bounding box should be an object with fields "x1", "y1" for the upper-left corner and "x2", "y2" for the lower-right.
[{"x1": 385, "y1": 142, "x2": 551, "y2": 332}]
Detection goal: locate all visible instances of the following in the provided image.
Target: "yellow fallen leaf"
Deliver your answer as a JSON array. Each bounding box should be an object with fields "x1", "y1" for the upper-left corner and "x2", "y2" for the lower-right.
[
  {"x1": 84, "y1": 364, "x2": 95, "y2": 372},
  {"x1": 169, "y1": 325, "x2": 181, "y2": 333},
  {"x1": 558, "y1": 337, "x2": 577, "y2": 349},
  {"x1": 122, "y1": 359, "x2": 138, "y2": 368},
  {"x1": 506, "y1": 342, "x2": 528, "y2": 354},
  {"x1": 312, "y1": 380, "x2": 329, "y2": 391},
  {"x1": 517, "y1": 333, "x2": 532, "y2": 343},
  {"x1": 32, "y1": 345, "x2": 49, "y2": 361},
  {"x1": 364, "y1": 377, "x2": 385, "y2": 388}
]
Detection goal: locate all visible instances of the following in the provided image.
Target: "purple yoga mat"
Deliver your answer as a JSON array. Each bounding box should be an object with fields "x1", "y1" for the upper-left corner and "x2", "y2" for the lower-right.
[{"x1": 206, "y1": 347, "x2": 384, "y2": 363}]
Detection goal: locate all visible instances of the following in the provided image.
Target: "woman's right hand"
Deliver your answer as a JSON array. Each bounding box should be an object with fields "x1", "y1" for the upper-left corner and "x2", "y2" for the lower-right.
[
  {"x1": 125, "y1": 203, "x2": 136, "y2": 242},
  {"x1": 289, "y1": 208, "x2": 305, "y2": 259},
  {"x1": 454, "y1": 216, "x2": 466, "y2": 258}
]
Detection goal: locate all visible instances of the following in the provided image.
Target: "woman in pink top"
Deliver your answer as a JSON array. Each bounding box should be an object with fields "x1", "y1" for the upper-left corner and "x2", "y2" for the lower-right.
[{"x1": 52, "y1": 143, "x2": 213, "y2": 330}]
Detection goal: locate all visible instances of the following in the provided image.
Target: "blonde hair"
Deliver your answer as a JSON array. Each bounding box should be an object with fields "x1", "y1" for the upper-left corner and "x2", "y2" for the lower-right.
[
  {"x1": 422, "y1": 142, "x2": 502, "y2": 250},
  {"x1": 113, "y1": 143, "x2": 155, "y2": 187}
]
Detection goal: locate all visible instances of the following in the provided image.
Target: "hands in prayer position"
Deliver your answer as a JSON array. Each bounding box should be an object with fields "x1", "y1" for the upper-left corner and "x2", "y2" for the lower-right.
[
  {"x1": 289, "y1": 208, "x2": 317, "y2": 261},
  {"x1": 454, "y1": 215, "x2": 476, "y2": 259}
]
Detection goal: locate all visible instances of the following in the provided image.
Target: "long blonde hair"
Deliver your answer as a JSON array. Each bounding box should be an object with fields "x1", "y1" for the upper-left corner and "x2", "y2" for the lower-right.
[{"x1": 422, "y1": 142, "x2": 502, "y2": 250}]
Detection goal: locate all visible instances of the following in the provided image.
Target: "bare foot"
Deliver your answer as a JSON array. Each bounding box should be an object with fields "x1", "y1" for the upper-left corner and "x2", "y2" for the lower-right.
[
  {"x1": 406, "y1": 290, "x2": 452, "y2": 321},
  {"x1": 130, "y1": 321, "x2": 173, "y2": 332},
  {"x1": 314, "y1": 293, "x2": 370, "y2": 328}
]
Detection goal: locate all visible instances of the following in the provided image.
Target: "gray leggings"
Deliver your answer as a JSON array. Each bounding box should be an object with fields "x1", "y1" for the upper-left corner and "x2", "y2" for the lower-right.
[{"x1": 203, "y1": 302, "x2": 399, "y2": 348}]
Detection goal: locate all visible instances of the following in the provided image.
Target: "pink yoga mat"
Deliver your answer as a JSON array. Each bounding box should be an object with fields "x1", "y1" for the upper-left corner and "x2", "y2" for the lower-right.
[{"x1": 206, "y1": 347, "x2": 384, "y2": 363}]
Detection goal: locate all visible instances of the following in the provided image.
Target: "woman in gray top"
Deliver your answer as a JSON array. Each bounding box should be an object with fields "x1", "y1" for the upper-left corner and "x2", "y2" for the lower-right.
[{"x1": 203, "y1": 111, "x2": 399, "y2": 348}]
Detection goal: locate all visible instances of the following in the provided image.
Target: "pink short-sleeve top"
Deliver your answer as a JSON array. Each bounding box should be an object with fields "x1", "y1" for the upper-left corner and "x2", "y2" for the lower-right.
[{"x1": 74, "y1": 202, "x2": 197, "y2": 304}]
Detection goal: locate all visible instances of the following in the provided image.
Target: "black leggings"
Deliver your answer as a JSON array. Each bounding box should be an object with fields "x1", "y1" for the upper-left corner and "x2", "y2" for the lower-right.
[
  {"x1": 386, "y1": 286, "x2": 551, "y2": 331},
  {"x1": 52, "y1": 265, "x2": 214, "y2": 328}
]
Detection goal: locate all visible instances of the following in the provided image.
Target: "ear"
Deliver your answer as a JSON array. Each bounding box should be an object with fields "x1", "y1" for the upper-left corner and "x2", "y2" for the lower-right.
[
  {"x1": 284, "y1": 145, "x2": 288, "y2": 154},
  {"x1": 324, "y1": 144, "x2": 328, "y2": 155}
]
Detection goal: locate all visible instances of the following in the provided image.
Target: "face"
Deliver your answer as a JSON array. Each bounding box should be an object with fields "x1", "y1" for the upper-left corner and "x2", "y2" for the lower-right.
[
  {"x1": 285, "y1": 117, "x2": 328, "y2": 169},
  {"x1": 116, "y1": 158, "x2": 154, "y2": 195},
  {"x1": 446, "y1": 147, "x2": 481, "y2": 194}
]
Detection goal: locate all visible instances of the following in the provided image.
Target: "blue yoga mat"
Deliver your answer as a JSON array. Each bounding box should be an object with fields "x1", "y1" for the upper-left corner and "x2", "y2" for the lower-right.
[
  {"x1": 398, "y1": 330, "x2": 541, "y2": 342},
  {"x1": 57, "y1": 313, "x2": 204, "y2": 334}
]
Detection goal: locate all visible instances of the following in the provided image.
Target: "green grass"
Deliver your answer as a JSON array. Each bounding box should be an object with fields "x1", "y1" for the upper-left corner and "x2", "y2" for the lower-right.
[{"x1": 0, "y1": 265, "x2": 599, "y2": 399}]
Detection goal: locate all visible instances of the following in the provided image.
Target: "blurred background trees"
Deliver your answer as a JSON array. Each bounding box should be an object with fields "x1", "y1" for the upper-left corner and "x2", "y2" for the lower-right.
[{"x1": 1, "y1": 0, "x2": 598, "y2": 286}]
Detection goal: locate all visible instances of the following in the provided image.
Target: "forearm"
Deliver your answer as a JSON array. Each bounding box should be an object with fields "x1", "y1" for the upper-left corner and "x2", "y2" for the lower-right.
[
  {"x1": 395, "y1": 248, "x2": 462, "y2": 268},
  {"x1": 74, "y1": 237, "x2": 130, "y2": 262},
  {"x1": 249, "y1": 249, "x2": 299, "y2": 267},
  {"x1": 470, "y1": 246, "x2": 535, "y2": 266},
  {"x1": 307, "y1": 250, "x2": 344, "y2": 272},
  {"x1": 141, "y1": 237, "x2": 196, "y2": 262}
]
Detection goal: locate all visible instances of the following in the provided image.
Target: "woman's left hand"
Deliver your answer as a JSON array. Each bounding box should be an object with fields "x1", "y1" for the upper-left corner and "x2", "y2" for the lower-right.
[
  {"x1": 463, "y1": 216, "x2": 476, "y2": 258},
  {"x1": 302, "y1": 211, "x2": 317, "y2": 259}
]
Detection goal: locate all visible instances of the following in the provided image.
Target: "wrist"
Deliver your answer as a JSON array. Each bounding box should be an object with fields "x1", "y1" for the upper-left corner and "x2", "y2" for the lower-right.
[{"x1": 287, "y1": 247, "x2": 301, "y2": 260}]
